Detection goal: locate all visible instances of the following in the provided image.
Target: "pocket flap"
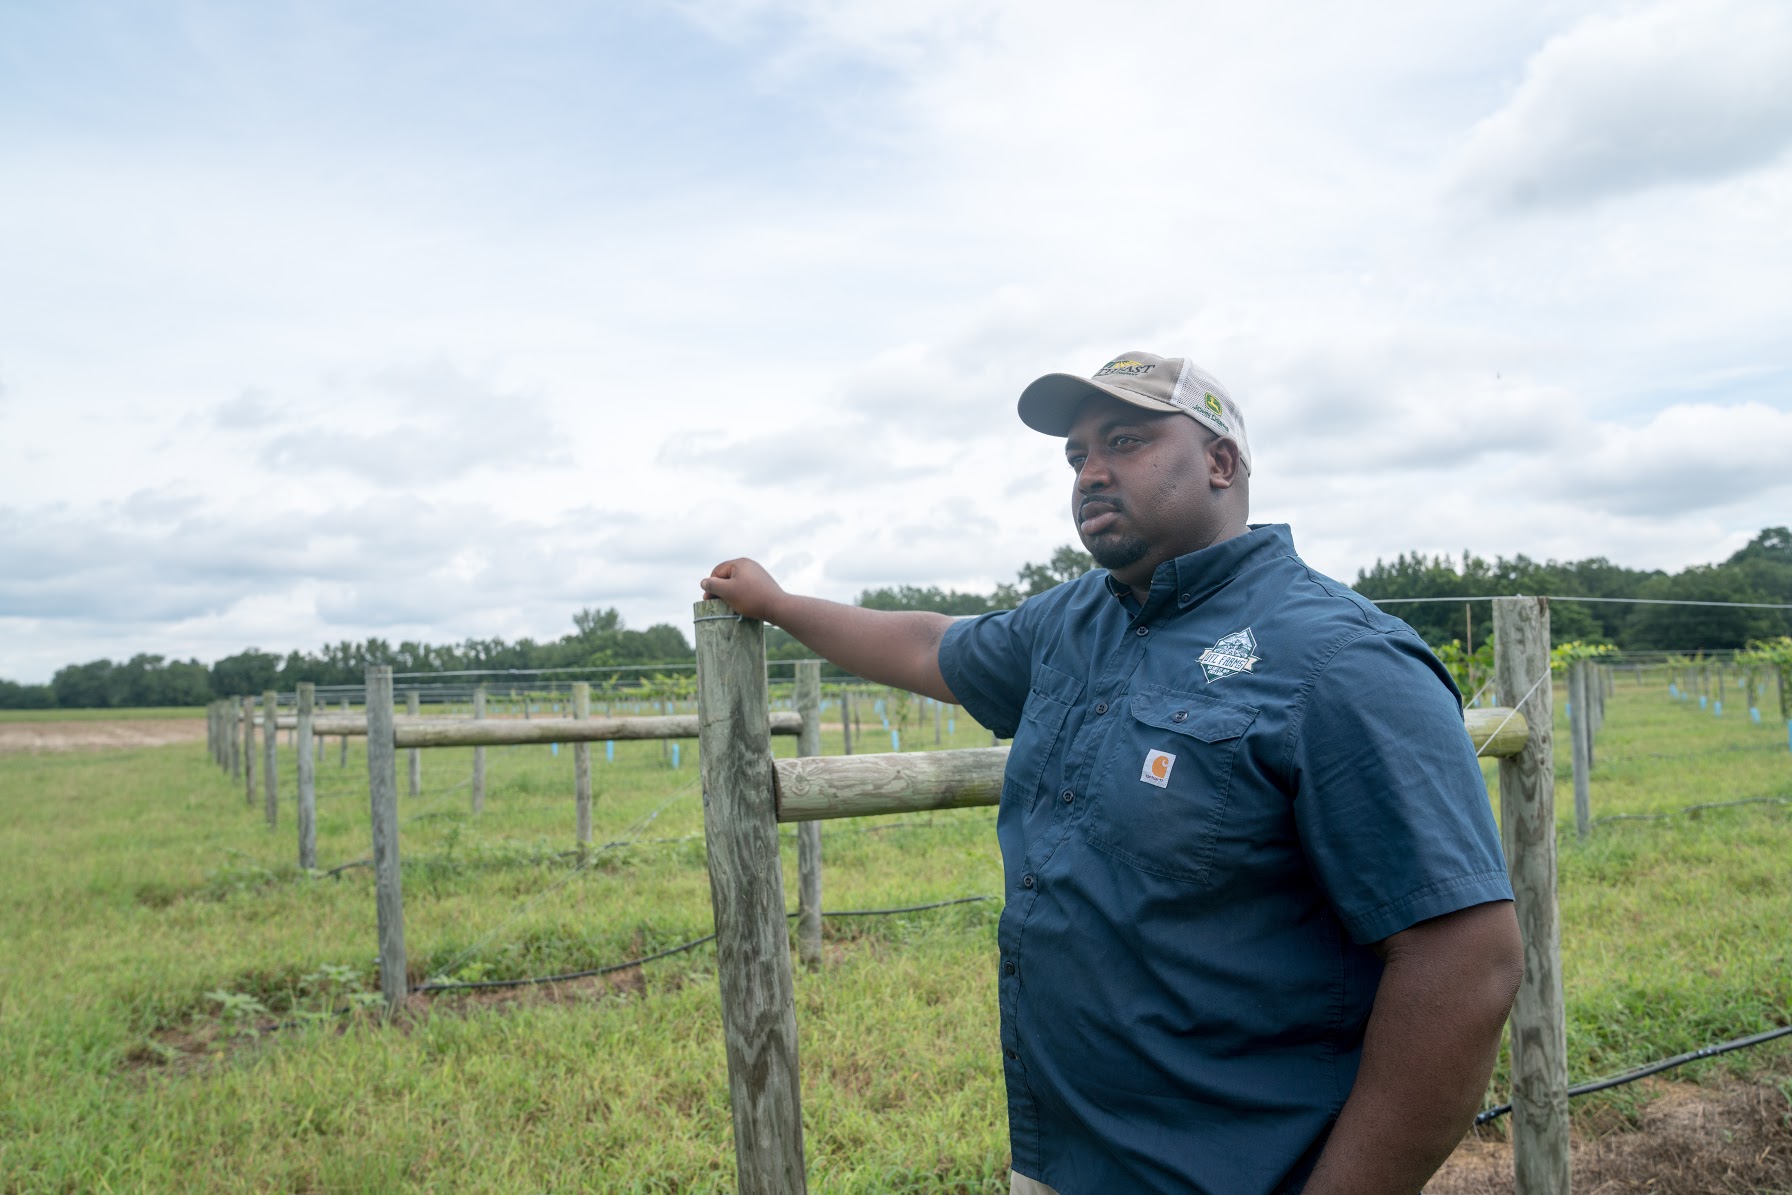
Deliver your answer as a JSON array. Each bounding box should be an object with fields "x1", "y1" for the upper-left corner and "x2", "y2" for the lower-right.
[{"x1": 1129, "y1": 689, "x2": 1257, "y2": 743}]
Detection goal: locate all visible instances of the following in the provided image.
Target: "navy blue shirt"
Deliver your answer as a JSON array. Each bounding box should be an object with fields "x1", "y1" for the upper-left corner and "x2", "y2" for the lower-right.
[{"x1": 938, "y1": 524, "x2": 1512, "y2": 1195}]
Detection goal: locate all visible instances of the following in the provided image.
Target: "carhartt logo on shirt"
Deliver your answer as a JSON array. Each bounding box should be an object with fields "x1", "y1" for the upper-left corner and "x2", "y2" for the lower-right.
[{"x1": 1141, "y1": 749, "x2": 1176, "y2": 788}]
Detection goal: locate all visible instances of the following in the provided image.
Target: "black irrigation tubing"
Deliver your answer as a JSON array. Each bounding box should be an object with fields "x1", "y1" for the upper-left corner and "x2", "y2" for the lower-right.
[
  {"x1": 413, "y1": 896, "x2": 997, "y2": 994},
  {"x1": 1474, "y1": 1023, "x2": 1792, "y2": 1125},
  {"x1": 1592, "y1": 793, "x2": 1792, "y2": 825}
]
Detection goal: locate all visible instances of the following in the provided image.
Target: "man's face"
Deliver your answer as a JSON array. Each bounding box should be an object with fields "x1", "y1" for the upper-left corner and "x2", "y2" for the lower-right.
[{"x1": 1063, "y1": 393, "x2": 1233, "y2": 588}]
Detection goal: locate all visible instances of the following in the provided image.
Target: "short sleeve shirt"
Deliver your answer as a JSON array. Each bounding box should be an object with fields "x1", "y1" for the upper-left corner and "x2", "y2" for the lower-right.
[{"x1": 938, "y1": 524, "x2": 1513, "y2": 1195}]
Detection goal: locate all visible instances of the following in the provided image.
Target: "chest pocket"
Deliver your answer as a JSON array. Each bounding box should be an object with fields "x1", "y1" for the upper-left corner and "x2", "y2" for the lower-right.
[
  {"x1": 1084, "y1": 687, "x2": 1258, "y2": 885},
  {"x1": 1003, "y1": 662, "x2": 1083, "y2": 805}
]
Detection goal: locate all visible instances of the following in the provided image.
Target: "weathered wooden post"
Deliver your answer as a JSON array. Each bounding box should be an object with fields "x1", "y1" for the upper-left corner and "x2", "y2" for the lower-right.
[
  {"x1": 933, "y1": 695, "x2": 943, "y2": 745},
  {"x1": 574, "y1": 681, "x2": 592, "y2": 853},
  {"x1": 228, "y1": 696, "x2": 242, "y2": 782},
  {"x1": 339, "y1": 698, "x2": 350, "y2": 767},
  {"x1": 692, "y1": 599, "x2": 806, "y2": 1194},
  {"x1": 262, "y1": 690, "x2": 279, "y2": 828},
  {"x1": 365, "y1": 665, "x2": 407, "y2": 1009},
  {"x1": 243, "y1": 696, "x2": 256, "y2": 805},
  {"x1": 296, "y1": 682, "x2": 317, "y2": 870},
  {"x1": 1493, "y1": 597, "x2": 1569, "y2": 1195},
  {"x1": 471, "y1": 684, "x2": 486, "y2": 815},
  {"x1": 796, "y1": 661, "x2": 823, "y2": 969},
  {"x1": 841, "y1": 690, "x2": 854, "y2": 756},
  {"x1": 407, "y1": 690, "x2": 422, "y2": 796},
  {"x1": 1569, "y1": 661, "x2": 1591, "y2": 841}
]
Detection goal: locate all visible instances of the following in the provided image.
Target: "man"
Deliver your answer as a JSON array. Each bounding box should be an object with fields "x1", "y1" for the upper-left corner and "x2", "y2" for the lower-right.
[{"x1": 701, "y1": 351, "x2": 1524, "y2": 1194}]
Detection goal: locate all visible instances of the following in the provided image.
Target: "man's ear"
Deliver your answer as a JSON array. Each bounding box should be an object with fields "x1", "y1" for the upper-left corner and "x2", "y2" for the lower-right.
[{"x1": 1208, "y1": 438, "x2": 1243, "y2": 488}]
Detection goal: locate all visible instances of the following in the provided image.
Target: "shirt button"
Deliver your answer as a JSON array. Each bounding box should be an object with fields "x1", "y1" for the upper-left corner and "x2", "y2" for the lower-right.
[
  {"x1": 1021, "y1": 873, "x2": 1036, "y2": 889},
  {"x1": 1172, "y1": 710, "x2": 1188, "y2": 723},
  {"x1": 1094, "y1": 701, "x2": 1108, "y2": 715},
  {"x1": 1004, "y1": 1048, "x2": 1018, "y2": 1060},
  {"x1": 1180, "y1": 593, "x2": 1191, "y2": 603},
  {"x1": 1135, "y1": 626, "x2": 1150, "y2": 636},
  {"x1": 1060, "y1": 788, "x2": 1074, "y2": 804},
  {"x1": 1003, "y1": 960, "x2": 1016, "y2": 975}
]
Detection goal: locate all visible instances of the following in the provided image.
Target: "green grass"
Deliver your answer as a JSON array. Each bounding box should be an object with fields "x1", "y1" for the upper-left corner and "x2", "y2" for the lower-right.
[
  {"x1": 1, "y1": 686, "x2": 1788, "y2": 1191},
  {"x1": 0, "y1": 706, "x2": 204, "y2": 723}
]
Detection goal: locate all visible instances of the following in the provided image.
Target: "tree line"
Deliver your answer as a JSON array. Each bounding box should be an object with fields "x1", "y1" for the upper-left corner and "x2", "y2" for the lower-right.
[{"x1": 4, "y1": 531, "x2": 1785, "y2": 709}]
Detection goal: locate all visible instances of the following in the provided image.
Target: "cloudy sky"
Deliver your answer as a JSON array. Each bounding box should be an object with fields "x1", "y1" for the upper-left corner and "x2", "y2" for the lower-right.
[{"x1": 3, "y1": 0, "x2": 1790, "y2": 682}]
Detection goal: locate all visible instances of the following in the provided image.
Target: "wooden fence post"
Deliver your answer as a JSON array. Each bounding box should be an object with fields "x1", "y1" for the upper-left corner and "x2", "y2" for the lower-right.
[
  {"x1": 693, "y1": 599, "x2": 806, "y2": 1194},
  {"x1": 1569, "y1": 661, "x2": 1591, "y2": 841},
  {"x1": 339, "y1": 698, "x2": 350, "y2": 767},
  {"x1": 297, "y1": 682, "x2": 317, "y2": 870},
  {"x1": 365, "y1": 665, "x2": 407, "y2": 1009},
  {"x1": 1493, "y1": 597, "x2": 1570, "y2": 1195},
  {"x1": 243, "y1": 696, "x2": 256, "y2": 806},
  {"x1": 228, "y1": 696, "x2": 242, "y2": 782},
  {"x1": 574, "y1": 681, "x2": 592, "y2": 852},
  {"x1": 841, "y1": 689, "x2": 853, "y2": 756},
  {"x1": 796, "y1": 661, "x2": 823, "y2": 970},
  {"x1": 472, "y1": 684, "x2": 486, "y2": 815},
  {"x1": 407, "y1": 690, "x2": 422, "y2": 796},
  {"x1": 262, "y1": 690, "x2": 279, "y2": 828}
]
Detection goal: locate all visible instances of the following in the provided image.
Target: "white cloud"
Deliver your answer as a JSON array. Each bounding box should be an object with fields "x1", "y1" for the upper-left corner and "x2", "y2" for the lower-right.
[
  {"x1": 1448, "y1": 0, "x2": 1792, "y2": 210},
  {"x1": 3, "y1": 1, "x2": 1790, "y2": 680}
]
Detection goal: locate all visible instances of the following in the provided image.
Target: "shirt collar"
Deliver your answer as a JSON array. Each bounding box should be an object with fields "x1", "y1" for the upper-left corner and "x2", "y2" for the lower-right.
[{"x1": 1102, "y1": 524, "x2": 1297, "y2": 616}]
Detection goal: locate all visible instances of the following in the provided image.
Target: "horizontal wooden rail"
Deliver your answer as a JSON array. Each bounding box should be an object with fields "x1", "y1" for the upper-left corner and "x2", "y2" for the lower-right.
[
  {"x1": 306, "y1": 711, "x2": 802, "y2": 745},
  {"x1": 775, "y1": 708, "x2": 1529, "y2": 823}
]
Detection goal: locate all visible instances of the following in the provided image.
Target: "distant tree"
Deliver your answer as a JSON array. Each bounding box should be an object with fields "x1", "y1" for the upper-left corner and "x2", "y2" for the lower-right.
[{"x1": 0, "y1": 678, "x2": 55, "y2": 709}]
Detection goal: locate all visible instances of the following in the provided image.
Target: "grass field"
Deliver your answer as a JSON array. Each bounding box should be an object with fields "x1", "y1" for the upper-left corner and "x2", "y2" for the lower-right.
[
  {"x1": 0, "y1": 706, "x2": 206, "y2": 723},
  {"x1": 0, "y1": 683, "x2": 1787, "y2": 1192}
]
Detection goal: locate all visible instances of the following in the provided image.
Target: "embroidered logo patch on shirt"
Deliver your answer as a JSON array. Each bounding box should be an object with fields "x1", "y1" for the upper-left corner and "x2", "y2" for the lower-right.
[
  {"x1": 1198, "y1": 627, "x2": 1261, "y2": 683},
  {"x1": 1141, "y1": 749, "x2": 1176, "y2": 788}
]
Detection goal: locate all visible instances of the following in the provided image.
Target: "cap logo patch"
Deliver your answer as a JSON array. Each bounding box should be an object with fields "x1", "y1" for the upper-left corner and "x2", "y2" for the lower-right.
[
  {"x1": 1198, "y1": 628, "x2": 1260, "y2": 683},
  {"x1": 1141, "y1": 749, "x2": 1176, "y2": 788},
  {"x1": 1203, "y1": 393, "x2": 1224, "y2": 417},
  {"x1": 1096, "y1": 359, "x2": 1154, "y2": 377}
]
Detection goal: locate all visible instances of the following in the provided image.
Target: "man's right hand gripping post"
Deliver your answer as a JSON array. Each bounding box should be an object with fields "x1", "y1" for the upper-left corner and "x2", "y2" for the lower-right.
[{"x1": 700, "y1": 559, "x2": 958, "y2": 705}]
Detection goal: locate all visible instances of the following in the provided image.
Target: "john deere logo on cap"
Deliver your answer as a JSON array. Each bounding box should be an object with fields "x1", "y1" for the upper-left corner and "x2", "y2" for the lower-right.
[
  {"x1": 1203, "y1": 393, "x2": 1224, "y2": 418},
  {"x1": 1096, "y1": 359, "x2": 1154, "y2": 377}
]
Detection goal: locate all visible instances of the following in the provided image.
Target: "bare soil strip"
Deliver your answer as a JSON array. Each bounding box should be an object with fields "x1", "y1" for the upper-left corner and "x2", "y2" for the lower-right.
[
  {"x1": 0, "y1": 718, "x2": 207, "y2": 754},
  {"x1": 1431, "y1": 1075, "x2": 1792, "y2": 1194}
]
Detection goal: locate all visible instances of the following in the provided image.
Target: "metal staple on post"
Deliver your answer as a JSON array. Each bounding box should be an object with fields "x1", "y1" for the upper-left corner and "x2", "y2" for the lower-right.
[
  {"x1": 296, "y1": 682, "x2": 317, "y2": 870},
  {"x1": 1492, "y1": 597, "x2": 1570, "y2": 1195},
  {"x1": 365, "y1": 665, "x2": 407, "y2": 1009},
  {"x1": 693, "y1": 599, "x2": 807, "y2": 1194},
  {"x1": 796, "y1": 661, "x2": 823, "y2": 969}
]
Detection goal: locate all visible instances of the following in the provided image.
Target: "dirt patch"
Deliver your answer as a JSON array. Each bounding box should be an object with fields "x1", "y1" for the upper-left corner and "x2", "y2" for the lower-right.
[
  {"x1": 1431, "y1": 1076, "x2": 1792, "y2": 1194},
  {"x1": 0, "y1": 717, "x2": 206, "y2": 754}
]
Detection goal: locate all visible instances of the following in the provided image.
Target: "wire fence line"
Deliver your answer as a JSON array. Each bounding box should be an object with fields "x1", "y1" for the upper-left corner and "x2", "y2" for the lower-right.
[{"x1": 414, "y1": 896, "x2": 996, "y2": 994}]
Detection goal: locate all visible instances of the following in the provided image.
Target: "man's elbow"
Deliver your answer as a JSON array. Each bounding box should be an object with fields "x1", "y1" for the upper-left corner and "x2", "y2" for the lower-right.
[{"x1": 1480, "y1": 902, "x2": 1525, "y2": 1023}]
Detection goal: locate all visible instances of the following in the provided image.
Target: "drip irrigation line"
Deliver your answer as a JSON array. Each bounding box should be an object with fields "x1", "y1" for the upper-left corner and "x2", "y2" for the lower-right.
[
  {"x1": 415, "y1": 895, "x2": 996, "y2": 993},
  {"x1": 421, "y1": 780, "x2": 699, "y2": 987},
  {"x1": 1475, "y1": 1023, "x2": 1792, "y2": 1125},
  {"x1": 1591, "y1": 793, "x2": 1791, "y2": 825}
]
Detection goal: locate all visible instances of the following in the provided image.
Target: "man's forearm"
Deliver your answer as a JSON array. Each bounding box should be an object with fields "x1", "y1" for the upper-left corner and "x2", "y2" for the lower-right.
[
  {"x1": 1302, "y1": 902, "x2": 1522, "y2": 1194},
  {"x1": 765, "y1": 594, "x2": 956, "y2": 703}
]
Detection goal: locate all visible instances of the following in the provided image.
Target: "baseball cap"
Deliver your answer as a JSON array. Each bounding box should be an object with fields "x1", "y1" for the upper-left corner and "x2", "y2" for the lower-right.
[{"x1": 1017, "y1": 350, "x2": 1252, "y2": 472}]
